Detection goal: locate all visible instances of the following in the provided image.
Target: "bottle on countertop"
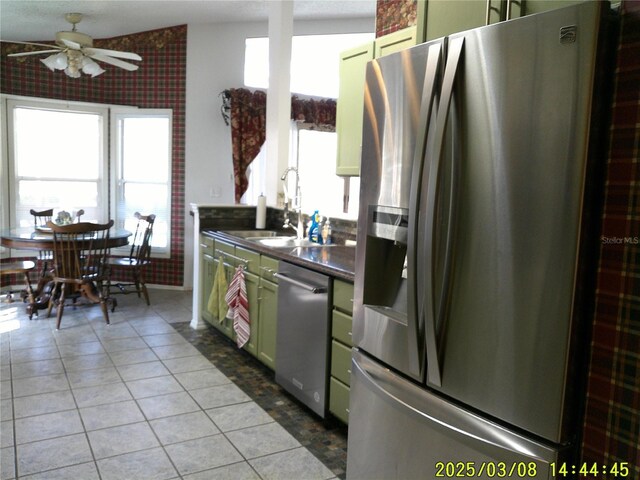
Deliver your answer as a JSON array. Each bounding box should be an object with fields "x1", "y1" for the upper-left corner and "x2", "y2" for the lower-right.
[
  {"x1": 256, "y1": 193, "x2": 266, "y2": 229},
  {"x1": 321, "y1": 218, "x2": 331, "y2": 245},
  {"x1": 308, "y1": 210, "x2": 323, "y2": 244}
]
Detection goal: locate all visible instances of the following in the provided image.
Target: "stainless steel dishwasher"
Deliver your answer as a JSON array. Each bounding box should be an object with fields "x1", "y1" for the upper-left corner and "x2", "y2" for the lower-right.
[{"x1": 275, "y1": 261, "x2": 331, "y2": 417}]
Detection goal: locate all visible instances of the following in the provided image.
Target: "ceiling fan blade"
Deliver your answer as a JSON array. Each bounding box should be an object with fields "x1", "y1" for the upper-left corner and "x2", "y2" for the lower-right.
[
  {"x1": 1, "y1": 40, "x2": 58, "y2": 49},
  {"x1": 8, "y1": 49, "x2": 61, "y2": 57},
  {"x1": 58, "y1": 38, "x2": 82, "y2": 49},
  {"x1": 83, "y1": 47, "x2": 141, "y2": 61},
  {"x1": 90, "y1": 54, "x2": 139, "y2": 71}
]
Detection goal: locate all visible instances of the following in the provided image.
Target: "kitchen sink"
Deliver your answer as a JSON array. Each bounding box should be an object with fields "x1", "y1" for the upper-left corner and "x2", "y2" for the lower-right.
[
  {"x1": 247, "y1": 236, "x2": 317, "y2": 248},
  {"x1": 221, "y1": 229, "x2": 347, "y2": 248},
  {"x1": 221, "y1": 229, "x2": 291, "y2": 239}
]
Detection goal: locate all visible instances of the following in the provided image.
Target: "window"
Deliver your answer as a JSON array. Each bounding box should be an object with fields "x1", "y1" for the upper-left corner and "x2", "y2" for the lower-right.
[
  {"x1": 243, "y1": 33, "x2": 372, "y2": 218},
  {"x1": 6, "y1": 99, "x2": 108, "y2": 228},
  {"x1": 3, "y1": 97, "x2": 172, "y2": 256},
  {"x1": 245, "y1": 33, "x2": 374, "y2": 98},
  {"x1": 112, "y1": 111, "x2": 172, "y2": 253},
  {"x1": 295, "y1": 126, "x2": 359, "y2": 220}
]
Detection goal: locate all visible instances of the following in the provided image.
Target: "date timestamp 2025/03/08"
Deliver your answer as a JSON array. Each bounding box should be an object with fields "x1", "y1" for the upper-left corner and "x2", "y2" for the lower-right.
[{"x1": 434, "y1": 461, "x2": 631, "y2": 478}]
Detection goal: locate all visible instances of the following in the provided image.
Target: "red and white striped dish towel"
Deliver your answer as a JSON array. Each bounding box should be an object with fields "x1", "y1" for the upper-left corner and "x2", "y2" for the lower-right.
[{"x1": 225, "y1": 265, "x2": 250, "y2": 348}]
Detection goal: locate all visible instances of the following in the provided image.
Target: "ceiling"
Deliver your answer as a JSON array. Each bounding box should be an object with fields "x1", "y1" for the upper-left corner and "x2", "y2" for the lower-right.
[{"x1": 0, "y1": 0, "x2": 376, "y2": 42}]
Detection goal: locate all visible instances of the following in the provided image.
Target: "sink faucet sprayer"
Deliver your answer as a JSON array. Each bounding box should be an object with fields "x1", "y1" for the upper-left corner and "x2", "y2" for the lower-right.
[{"x1": 281, "y1": 167, "x2": 304, "y2": 239}]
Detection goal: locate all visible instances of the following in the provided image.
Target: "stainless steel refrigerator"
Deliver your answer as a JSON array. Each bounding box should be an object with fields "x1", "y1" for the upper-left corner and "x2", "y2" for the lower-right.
[{"x1": 347, "y1": 2, "x2": 616, "y2": 479}]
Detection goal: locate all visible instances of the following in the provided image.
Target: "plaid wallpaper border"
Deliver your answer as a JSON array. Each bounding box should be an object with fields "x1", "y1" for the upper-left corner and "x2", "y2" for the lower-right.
[
  {"x1": 580, "y1": 0, "x2": 640, "y2": 475},
  {"x1": 0, "y1": 25, "x2": 187, "y2": 287}
]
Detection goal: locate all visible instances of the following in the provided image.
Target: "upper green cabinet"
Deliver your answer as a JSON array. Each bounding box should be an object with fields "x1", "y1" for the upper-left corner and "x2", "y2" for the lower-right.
[
  {"x1": 335, "y1": 41, "x2": 374, "y2": 176},
  {"x1": 421, "y1": 0, "x2": 497, "y2": 42},
  {"x1": 520, "y1": 0, "x2": 589, "y2": 16},
  {"x1": 419, "y1": 0, "x2": 589, "y2": 42},
  {"x1": 374, "y1": 26, "x2": 418, "y2": 58},
  {"x1": 336, "y1": 0, "x2": 591, "y2": 176},
  {"x1": 335, "y1": 27, "x2": 418, "y2": 176}
]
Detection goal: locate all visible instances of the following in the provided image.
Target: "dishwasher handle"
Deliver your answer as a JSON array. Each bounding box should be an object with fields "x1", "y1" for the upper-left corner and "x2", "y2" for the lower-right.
[{"x1": 274, "y1": 272, "x2": 328, "y2": 294}]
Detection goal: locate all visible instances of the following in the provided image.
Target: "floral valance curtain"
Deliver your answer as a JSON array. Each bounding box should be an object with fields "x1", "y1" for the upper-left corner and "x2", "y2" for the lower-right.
[
  {"x1": 226, "y1": 88, "x2": 336, "y2": 203},
  {"x1": 291, "y1": 95, "x2": 337, "y2": 127}
]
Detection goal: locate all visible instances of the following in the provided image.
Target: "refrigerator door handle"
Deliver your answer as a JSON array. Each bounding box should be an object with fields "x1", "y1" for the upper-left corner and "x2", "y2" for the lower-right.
[
  {"x1": 351, "y1": 349, "x2": 559, "y2": 464},
  {"x1": 423, "y1": 36, "x2": 464, "y2": 387},
  {"x1": 407, "y1": 42, "x2": 443, "y2": 379}
]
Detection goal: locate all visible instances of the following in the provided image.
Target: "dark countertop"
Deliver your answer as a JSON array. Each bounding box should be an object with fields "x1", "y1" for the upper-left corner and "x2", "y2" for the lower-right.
[{"x1": 203, "y1": 229, "x2": 355, "y2": 282}]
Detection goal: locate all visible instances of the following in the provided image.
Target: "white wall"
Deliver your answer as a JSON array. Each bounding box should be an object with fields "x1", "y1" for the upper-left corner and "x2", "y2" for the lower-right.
[{"x1": 183, "y1": 16, "x2": 374, "y2": 287}]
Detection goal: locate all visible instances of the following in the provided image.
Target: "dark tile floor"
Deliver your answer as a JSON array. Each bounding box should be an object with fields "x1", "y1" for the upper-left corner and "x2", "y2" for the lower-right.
[{"x1": 171, "y1": 321, "x2": 349, "y2": 479}]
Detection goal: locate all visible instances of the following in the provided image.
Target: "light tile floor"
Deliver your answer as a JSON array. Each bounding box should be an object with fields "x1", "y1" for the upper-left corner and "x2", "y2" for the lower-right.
[{"x1": 0, "y1": 289, "x2": 339, "y2": 479}]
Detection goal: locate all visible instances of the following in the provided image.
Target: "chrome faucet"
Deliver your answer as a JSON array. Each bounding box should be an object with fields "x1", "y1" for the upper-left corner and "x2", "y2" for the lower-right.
[{"x1": 281, "y1": 167, "x2": 304, "y2": 239}]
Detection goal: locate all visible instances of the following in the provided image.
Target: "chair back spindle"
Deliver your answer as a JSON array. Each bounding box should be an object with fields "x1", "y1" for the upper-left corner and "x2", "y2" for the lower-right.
[{"x1": 30, "y1": 208, "x2": 53, "y2": 229}]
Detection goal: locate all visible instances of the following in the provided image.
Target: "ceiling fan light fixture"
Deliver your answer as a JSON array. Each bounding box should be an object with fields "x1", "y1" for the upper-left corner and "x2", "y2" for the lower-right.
[
  {"x1": 11, "y1": 12, "x2": 140, "y2": 79},
  {"x1": 64, "y1": 49, "x2": 83, "y2": 77},
  {"x1": 41, "y1": 51, "x2": 68, "y2": 71},
  {"x1": 81, "y1": 57, "x2": 105, "y2": 77},
  {"x1": 64, "y1": 66, "x2": 81, "y2": 78}
]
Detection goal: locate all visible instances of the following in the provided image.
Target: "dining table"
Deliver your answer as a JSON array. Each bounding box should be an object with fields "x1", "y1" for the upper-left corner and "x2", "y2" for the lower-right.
[
  {"x1": 1, "y1": 226, "x2": 131, "y2": 315},
  {"x1": 0, "y1": 226, "x2": 131, "y2": 251}
]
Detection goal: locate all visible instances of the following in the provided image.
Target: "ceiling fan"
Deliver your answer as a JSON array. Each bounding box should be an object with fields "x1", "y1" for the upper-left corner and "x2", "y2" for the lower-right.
[{"x1": 4, "y1": 13, "x2": 142, "y2": 78}]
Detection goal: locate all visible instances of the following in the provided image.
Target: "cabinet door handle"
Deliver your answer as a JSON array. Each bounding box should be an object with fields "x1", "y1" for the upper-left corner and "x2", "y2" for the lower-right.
[
  {"x1": 506, "y1": 0, "x2": 523, "y2": 20},
  {"x1": 485, "y1": 0, "x2": 504, "y2": 24}
]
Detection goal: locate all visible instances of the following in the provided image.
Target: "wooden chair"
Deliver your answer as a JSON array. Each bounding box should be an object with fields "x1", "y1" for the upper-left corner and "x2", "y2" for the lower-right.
[
  {"x1": 46, "y1": 220, "x2": 115, "y2": 329},
  {"x1": 30, "y1": 208, "x2": 53, "y2": 228},
  {"x1": 0, "y1": 260, "x2": 37, "y2": 319},
  {"x1": 30, "y1": 208, "x2": 54, "y2": 277},
  {"x1": 107, "y1": 213, "x2": 155, "y2": 305}
]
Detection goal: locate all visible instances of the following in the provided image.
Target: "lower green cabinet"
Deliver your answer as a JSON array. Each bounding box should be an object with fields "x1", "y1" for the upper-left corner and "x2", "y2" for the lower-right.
[
  {"x1": 201, "y1": 251, "x2": 215, "y2": 324},
  {"x1": 201, "y1": 234, "x2": 358, "y2": 416},
  {"x1": 257, "y1": 277, "x2": 278, "y2": 370},
  {"x1": 243, "y1": 271, "x2": 260, "y2": 357},
  {"x1": 330, "y1": 340, "x2": 352, "y2": 386},
  {"x1": 211, "y1": 256, "x2": 235, "y2": 339},
  {"x1": 329, "y1": 280, "x2": 354, "y2": 424},
  {"x1": 329, "y1": 377, "x2": 350, "y2": 425}
]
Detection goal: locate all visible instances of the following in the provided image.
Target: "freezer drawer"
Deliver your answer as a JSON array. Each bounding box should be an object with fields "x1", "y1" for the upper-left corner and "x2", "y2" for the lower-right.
[{"x1": 346, "y1": 349, "x2": 565, "y2": 480}]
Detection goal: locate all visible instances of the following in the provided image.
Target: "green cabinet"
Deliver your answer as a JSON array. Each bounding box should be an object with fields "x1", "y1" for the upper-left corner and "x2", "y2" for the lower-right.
[
  {"x1": 243, "y1": 271, "x2": 260, "y2": 356},
  {"x1": 422, "y1": 0, "x2": 495, "y2": 42},
  {"x1": 236, "y1": 246, "x2": 260, "y2": 356},
  {"x1": 201, "y1": 238, "x2": 262, "y2": 351},
  {"x1": 200, "y1": 235, "x2": 215, "y2": 325},
  {"x1": 520, "y1": 0, "x2": 587, "y2": 16},
  {"x1": 211, "y1": 256, "x2": 235, "y2": 338},
  {"x1": 329, "y1": 279, "x2": 354, "y2": 424},
  {"x1": 201, "y1": 233, "x2": 361, "y2": 423},
  {"x1": 336, "y1": 25, "x2": 420, "y2": 176},
  {"x1": 374, "y1": 26, "x2": 418, "y2": 58},
  {"x1": 419, "y1": 0, "x2": 588, "y2": 42},
  {"x1": 211, "y1": 238, "x2": 237, "y2": 339},
  {"x1": 257, "y1": 255, "x2": 279, "y2": 370},
  {"x1": 335, "y1": 42, "x2": 374, "y2": 176},
  {"x1": 199, "y1": 235, "x2": 281, "y2": 371},
  {"x1": 258, "y1": 277, "x2": 278, "y2": 370}
]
